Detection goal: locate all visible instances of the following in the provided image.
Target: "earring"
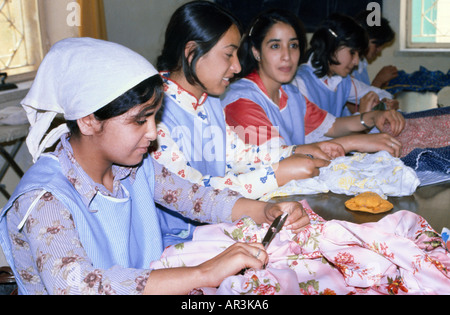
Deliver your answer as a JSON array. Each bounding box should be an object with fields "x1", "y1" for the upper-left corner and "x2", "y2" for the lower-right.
[{"x1": 255, "y1": 55, "x2": 261, "y2": 61}]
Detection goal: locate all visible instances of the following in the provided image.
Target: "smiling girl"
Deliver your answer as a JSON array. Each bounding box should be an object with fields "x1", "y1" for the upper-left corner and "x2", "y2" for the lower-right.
[
  {"x1": 152, "y1": 1, "x2": 340, "y2": 202},
  {"x1": 353, "y1": 10, "x2": 398, "y2": 88},
  {"x1": 222, "y1": 9, "x2": 405, "y2": 157},
  {"x1": 293, "y1": 13, "x2": 398, "y2": 117}
]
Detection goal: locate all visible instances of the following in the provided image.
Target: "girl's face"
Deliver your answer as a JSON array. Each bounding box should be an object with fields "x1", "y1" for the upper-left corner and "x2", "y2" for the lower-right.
[
  {"x1": 329, "y1": 46, "x2": 360, "y2": 77},
  {"x1": 195, "y1": 24, "x2": 242, "y2": 97},
  {"x1": 255, "y1": 22, "x2": 301, "y2": 88},
  {"x1": 366, "y1": 39, "x2": 383, "y2": 62},
  {"x1": 94, "y1": 98, "x2": 162, "y2": 167}
]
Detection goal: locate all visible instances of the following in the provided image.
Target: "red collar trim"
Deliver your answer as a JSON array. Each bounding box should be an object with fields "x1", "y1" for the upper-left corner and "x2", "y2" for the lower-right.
[{"x1": 246, "y1": 71, "x2": 288, "y2": 110}]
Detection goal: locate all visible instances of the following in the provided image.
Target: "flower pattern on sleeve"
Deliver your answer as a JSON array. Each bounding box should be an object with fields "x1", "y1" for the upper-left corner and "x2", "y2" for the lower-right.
[
  {"x1": 4, "y1": 136, "x2": 241, "y2": 294},
  {"x1": 152, "y1": 76, "x2": 295, "y2": 199}
]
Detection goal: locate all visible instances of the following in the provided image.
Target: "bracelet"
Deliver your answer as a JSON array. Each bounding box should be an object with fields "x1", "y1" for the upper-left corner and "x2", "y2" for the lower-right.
[
  {"x1": 291, "y1": 145, "x2": 298, "y2": 156},
  {"x1": 360, "y1": 112, "x2": 373, "y2": 130},
  {"x1": 291, "y1": 145, "x2": 314, "y2": 159}
]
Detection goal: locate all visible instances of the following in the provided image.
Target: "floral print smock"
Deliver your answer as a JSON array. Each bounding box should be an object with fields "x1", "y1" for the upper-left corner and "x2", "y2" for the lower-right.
[
  {"x1": 152, "y1": 73, "x2": 295, "y2": 200},
  {"x1": 5, "y1": 135, "x2": 241, "y2": 295}
]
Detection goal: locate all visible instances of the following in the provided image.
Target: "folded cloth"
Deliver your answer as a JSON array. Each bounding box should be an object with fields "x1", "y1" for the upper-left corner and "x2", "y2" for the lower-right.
[
  {"x1": 0, "y1": 106, "x2": 28, "y2": 125},
  {"x1": 401, "y1": 147, "x2": 450, "y2": 174},
  {"x1": 386, "y1": 66, "x2": 450, "y2": 95},
  {"x1": 150, "y1": 201, "x2": 450, "y2": 295},
  {"x1": 260, "y1": 151, "x2": 420, "y2": 201}
]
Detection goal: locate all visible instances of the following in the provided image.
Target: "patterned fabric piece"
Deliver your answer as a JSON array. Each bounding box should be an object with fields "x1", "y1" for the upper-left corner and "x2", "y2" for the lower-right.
[
  {"x1": 259, "y1": 151, "x2": 419, "y2": 201},
  {"x1": 150, "y1": 201, "x2": 450, "y2": 295},
  {"x1": 382, "y1": 107, "x2": 450, "y2": 183},
  {"x1": 382, "y1": 108, "x2": 450, "y2": 159}
]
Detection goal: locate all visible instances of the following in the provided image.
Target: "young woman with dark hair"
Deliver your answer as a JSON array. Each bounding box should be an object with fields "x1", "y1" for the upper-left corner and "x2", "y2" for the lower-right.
[
  {"x1": 0, "y1": 38, "x2": 310, "y2": 295},
  {"x1": 152, "y1": 1, "x2": 344, "y2": 202},
  {"x1": 293, "y1": 13, "x2": 398, "y2": 117},
  {"x1": 353, "y1": 10, "x2": 398, "y2": 88},
  {"x1": 222, "y1": 9, "x2": 405, "y2": 157}
]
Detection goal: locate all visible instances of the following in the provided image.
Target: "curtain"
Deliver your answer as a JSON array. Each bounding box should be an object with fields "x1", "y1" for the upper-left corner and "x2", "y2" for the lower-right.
[{"x1": 78, "y1": 0, "x2": 108, "y2": 40}]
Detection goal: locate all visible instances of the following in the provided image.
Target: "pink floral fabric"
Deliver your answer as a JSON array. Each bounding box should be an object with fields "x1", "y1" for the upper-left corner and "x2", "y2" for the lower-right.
[
  {"x1": 150, "y1": 201, "x2": 450, "y2": 295},
  {"x1": 382, "y1": 114, "x2": 450, "y2": 158}
]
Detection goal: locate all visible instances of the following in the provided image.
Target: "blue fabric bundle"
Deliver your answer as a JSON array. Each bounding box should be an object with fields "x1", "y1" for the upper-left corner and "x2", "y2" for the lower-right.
[
  {"x1": 402, "y1": 146, "x2": 450, "y2": 174},
  {"x1": 386, "y1": 66, "x2": 450, "y2": 95}
]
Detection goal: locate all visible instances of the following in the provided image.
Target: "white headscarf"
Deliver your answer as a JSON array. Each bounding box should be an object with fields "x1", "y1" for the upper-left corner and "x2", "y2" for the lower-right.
[{"x1": 21, "y1": 37, "x2": 159, "y2": 162}]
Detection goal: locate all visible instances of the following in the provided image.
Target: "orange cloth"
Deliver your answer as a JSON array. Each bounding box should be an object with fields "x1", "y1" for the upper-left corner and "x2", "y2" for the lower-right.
[{"x1": 345, "y1": 192, "x2": 393, "y2": 214}]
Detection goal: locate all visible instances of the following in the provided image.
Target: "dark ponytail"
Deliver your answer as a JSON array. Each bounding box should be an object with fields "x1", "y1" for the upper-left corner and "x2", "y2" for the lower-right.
[
  {"x1": 308, "y1": 13, "x2": 368, "y2": 78},
  {"x1": 156, "y1": 1, "x2": 241, "y2": 89}
]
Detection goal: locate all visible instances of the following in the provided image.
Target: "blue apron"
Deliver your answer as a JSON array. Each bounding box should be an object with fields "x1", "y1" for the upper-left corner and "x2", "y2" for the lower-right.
[
  {"x1": 222, "y1": 78, "x2": 307, "y2": 146},
  {"x1": 296, "y1": 64, "x2": 352, "y2": 117},
  {"x1": 352, "y1": 66, "x2": 371, "y2": 86},
  {"x1": 0, "y1": 155, "x2": 164, "y2": 294},
  {"x1": 156, "y1": 83, "x2": 228, "y2": 244},
  {"x1": 159, "y1": 93, "x2": 227, "y2": 178}
]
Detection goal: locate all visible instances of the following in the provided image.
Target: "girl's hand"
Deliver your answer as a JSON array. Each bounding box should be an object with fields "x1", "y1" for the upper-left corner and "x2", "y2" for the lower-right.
[
  {"x1": 198, "y1": 242, "x2": 268, "y2": 288},
  {"x1": 373, "y1": 66, "x2": 398, "y2": 88},
  {"x1": 294, "y1": 142, "x2": 345, "y2": 160},
  {"x1": 274, "y1": 154, "x2": 330, "y2": 186},
  {"x1": 342, "y1": 133, "x2": 402, "y2": 157},
  {"x1": 373, "y1": 109, "x2": 405, "y2": 136},
  {"x1": 382, "y1": 98, "x2": 400, "y2": 111},
  {"x1": 359, "y1": 91, "x2": 380, "y2": 113},
  {"x1": 316, "y1": 141, "x2": 346, "y2": 159},
  {"x1": 263, "y1": 201, "x2": 310, "y2": 234}
]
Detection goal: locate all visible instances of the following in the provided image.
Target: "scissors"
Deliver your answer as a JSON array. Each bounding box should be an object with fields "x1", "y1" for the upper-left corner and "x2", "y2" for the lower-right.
[
  {"x1": 238, "y1": 213, "x2": 289, "y2": 275},
  {"x1": 262, "y1": 213, "x2": 289, "y2": 249}
]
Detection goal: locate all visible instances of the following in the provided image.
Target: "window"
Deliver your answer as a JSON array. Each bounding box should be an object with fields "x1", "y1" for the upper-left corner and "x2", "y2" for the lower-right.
[
  {"x1": 407, "y1": 0, "x2": 450, "y2": 49},
  {"x1": 0, "y1": 0, "x2": 43, "y2": 80}
]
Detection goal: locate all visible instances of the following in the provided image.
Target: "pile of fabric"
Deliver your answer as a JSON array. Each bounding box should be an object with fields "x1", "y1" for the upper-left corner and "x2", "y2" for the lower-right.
[
  {"x1": 259, "y1": 151, "x2": 420, "y2": 201},
  {"x1": 385, "y1": 67, "x2": 450, "y2": 95},
  {"x1": 151, "y1": 200, "x2": 450, "y2": 295}
]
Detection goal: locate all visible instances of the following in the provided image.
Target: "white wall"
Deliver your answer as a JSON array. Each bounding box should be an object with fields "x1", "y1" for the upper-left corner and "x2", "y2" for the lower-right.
[
  {"x1": 104, "y1": 0, "x2": 191, "y2": 64},
  {"x1": 103, "y1": 0, "x2": 449, "y2": 80}
]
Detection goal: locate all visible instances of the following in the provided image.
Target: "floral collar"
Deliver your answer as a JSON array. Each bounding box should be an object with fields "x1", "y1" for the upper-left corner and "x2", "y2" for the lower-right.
[
  {"x1": 160, "y1": 71, "x2": 209, "y2": 114},
  {"x1": 54, "y1": 134, "x2": 136, "y2": 207}
]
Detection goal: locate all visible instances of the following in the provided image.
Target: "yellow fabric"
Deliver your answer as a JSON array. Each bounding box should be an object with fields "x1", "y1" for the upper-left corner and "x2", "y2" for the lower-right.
[{"x1": 78, "y1": 0, "x2": 107, "y2": 39}]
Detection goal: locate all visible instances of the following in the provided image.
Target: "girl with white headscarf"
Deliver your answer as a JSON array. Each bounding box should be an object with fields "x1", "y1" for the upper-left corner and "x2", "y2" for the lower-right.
[{"x1": 0, "y1": 38, "x2": 309, "y2": 295}]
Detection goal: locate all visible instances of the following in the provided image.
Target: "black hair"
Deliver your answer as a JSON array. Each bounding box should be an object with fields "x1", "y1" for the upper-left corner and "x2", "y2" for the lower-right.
[
  {"x1": 238, "y1": 8, "x2": 307, "y2": 79},
  {"x1": 307, "y1": 13, "x2": 369, "y2": 78},
  {"x1": 67, "y1": 74, "x2": 164, "y2": 136},
  {"x1": 156, "y1": 0, "x2": 241, "y2": 89},
  {"x1": 355, "y1": 10, "x2": 395, "y2": 47}
]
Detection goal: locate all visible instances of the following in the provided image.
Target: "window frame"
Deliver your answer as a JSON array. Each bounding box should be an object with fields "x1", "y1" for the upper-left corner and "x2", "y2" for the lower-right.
[
  {"x1": 405, "y1": 0, "x2": 450, "y2": 50},
  {"x1": 0, "y1": 0, "x2": 44, "y2": 83}
]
